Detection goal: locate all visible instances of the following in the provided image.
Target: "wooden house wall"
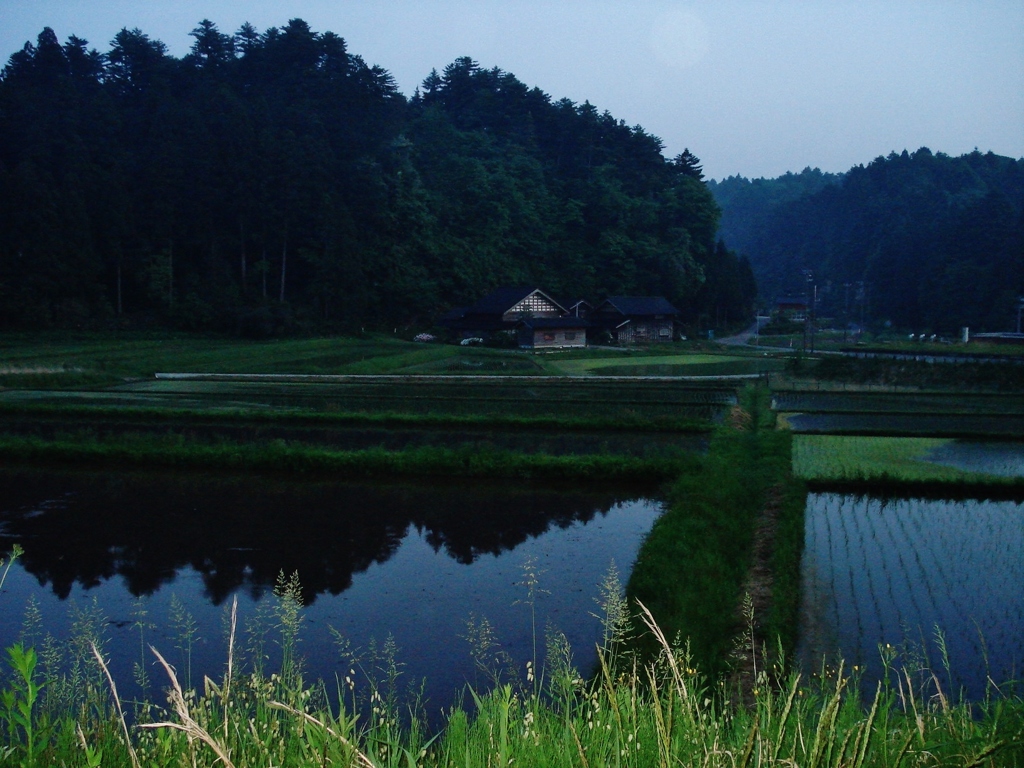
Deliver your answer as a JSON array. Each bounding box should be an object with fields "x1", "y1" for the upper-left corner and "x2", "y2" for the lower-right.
[
  {"x1": 519, "y1": 327, "x2": 586, "y2": 348},
  {"x1": 614, "y1": 320, "x2": 674, "y2": 343}
]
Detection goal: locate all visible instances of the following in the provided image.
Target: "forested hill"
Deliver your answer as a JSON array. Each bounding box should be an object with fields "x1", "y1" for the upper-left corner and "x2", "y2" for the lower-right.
[
  {"x1": 0, "y1": 20, "x2": 755, "y2": 335},
  {"x1": 709, "y1": 150, "x2": 1024, "y2": 334}
]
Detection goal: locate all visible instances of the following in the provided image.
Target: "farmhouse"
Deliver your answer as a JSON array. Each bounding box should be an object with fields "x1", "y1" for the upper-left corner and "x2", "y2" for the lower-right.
[
  {"x1": 591, "y1": 296, "x2": 680, "y2": 343},
  {"x1": 440, "y1": 287, "x2": 588, "y2": 348},
  {"x1": 773, "y1": 297, "x2": 809, "y2": 322}
]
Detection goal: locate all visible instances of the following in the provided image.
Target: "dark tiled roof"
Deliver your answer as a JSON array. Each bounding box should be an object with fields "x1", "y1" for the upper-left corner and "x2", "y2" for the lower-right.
[
  {"x1": 600, "y1": 296, "x2": 680, "y2": 316},
  {"x1": 468, "y1": 286, "x2": 545, "y2": 315}
]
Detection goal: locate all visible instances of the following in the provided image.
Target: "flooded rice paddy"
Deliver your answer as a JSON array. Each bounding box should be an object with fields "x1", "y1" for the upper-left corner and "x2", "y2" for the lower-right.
[
  {"x1": 799, "y1": 492, "x2": 1024, "y2": 698},
  {"x1": 775, "y1": 390, "x2": 1024, "y2": 436},
  {"x1": 784, "y1": 412, "x2": 1024, "y2": 436},
  {"x1": 921, "y1": 440, "x2": 1024, "y2": 477},
  {"x1": 0, "y1": 468, "x2": 662, "y2": 716}
]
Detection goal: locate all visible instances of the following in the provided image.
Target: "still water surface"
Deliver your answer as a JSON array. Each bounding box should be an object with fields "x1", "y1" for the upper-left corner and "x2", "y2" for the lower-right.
[
  {"x1": 0, "y1": 468, "x2": 662, "y2": 715},
  {"x1": 799, "y1": 493, "x2": 1024, "y2": 698},
  {"x1": 921, "y1": 440, "x2": 1024, "y2": 477}
]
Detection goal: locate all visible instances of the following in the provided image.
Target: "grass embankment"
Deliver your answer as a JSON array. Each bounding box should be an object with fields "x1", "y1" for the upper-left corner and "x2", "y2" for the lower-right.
[
  {"x1": 0, "y1": 400, "x2": 710, "y2": 435},
  {"x1": 812, "y1": 355, "x2": 1024, "y2": 391},
  {"x1": 793, "y1": 435, "x2": 1024, "y2": 495},
  {"x1": 0, "y1": 432, "x2": 695, "y2": 484},
  {"x1": 626, "y1": 387, "x2": 806, "y2": 679}
]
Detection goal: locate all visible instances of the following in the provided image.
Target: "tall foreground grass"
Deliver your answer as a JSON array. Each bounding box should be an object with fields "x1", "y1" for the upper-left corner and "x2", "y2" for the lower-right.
[{"x1": 1, "y1": 567, "x2": 1020, "y2": 767}]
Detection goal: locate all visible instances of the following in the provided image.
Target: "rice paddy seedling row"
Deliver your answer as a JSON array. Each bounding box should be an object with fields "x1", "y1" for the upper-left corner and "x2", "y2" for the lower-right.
[
  {"x1": 801, "y1": 493, "x2": 1024, "y2": 696},
  {"x1": 792, "y1": 435, "x2": 1024, "y2": 487}
]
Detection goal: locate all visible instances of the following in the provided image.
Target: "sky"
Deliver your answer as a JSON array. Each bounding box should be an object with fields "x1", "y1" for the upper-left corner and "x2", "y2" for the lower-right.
[{"x1": 1, "y1": 1, "x2": 1021, "y2": 180}]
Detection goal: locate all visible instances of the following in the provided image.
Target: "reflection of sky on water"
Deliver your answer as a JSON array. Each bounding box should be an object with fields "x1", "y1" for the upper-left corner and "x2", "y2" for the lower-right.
[
  {"x1": 921, "y1": 441, "x2": 1024, "y2": 478},
  {"x1": 785, "y1": 413, "x2": 1024, "y2": 436},
  {"x1": 799, "y1": 493, "x2": 1024, "y2": 700},
  {"x1": 0, "y1": 468, "x2": 660, "y2": 719}
]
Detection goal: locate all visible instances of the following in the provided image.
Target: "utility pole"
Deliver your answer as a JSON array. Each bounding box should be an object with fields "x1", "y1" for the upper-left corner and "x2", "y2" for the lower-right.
[
  {"x1": 802, "y1": 270, "x2": 814, "y2": 353},
  {"x1": 811, "y1": 282, "x2": 817, "y2": 353},
  {"x1": 856, "y1": 281, "x2": 867, "y2": 331},
  {"x1": 843, "y1": 282, "x2": 851, "y2": 343}
]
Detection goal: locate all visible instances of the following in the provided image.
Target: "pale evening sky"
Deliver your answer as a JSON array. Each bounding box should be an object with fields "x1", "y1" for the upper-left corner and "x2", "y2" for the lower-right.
[{"x1": 1, "y1": 1, "x2": 1021, "y2": 180}]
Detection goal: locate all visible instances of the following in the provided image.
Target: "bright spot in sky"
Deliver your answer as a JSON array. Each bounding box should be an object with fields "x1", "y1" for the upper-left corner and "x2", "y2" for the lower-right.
[
  {"x1": 0, "y1": 1, "x2": 1021, "y2": 179},
  {"x1": 650, "y1": 9, "x2": 710, "y2": 71}
]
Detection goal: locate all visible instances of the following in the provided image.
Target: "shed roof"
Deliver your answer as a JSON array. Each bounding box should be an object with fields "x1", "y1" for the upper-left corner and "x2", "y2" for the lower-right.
[
  {"x1": 775, "y1": 297, "x2": 808, "y2": 309},
  {"x1": 598, "y1": 296, "x2": 680, "y2": 316}
]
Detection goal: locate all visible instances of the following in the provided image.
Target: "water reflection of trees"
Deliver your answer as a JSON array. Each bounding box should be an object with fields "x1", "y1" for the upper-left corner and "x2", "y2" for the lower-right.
[{"x1": 0, "y1": 469, "x2": 640, "y2": 604}]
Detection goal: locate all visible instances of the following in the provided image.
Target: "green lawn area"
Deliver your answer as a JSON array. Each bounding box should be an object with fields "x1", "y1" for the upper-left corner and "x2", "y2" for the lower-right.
[
  {"x1": 550, "y1": 353, "x2": 777, "y2": 375},
  {"x1": 0, "y1": 333, "x2": 791, "y2": 386}
]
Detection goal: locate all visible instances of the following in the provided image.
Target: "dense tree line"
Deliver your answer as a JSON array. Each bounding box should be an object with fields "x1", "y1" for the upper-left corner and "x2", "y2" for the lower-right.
[
  {"x1": 710, "y1": 150, "x2": 1024, "y2": 334},
  {"x1": 0, "y1": 21, "x2": 754, "y2": 335}
]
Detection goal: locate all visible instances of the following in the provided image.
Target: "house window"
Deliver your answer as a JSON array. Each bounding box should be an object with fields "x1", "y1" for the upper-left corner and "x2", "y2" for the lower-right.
[
  {"x1": 543, "y1": 332, "x2": 556, "y2": 341},
  {"x1": 659, "y1": 327, "x2": 670, "y2": 337},
  {"x1": 564, "y1": 332, "x2": 576, "y2": 340}
]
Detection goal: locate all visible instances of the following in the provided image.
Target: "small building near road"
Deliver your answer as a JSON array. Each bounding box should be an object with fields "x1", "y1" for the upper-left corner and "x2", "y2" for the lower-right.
[
  {"x1": 590, "y1": 296, "x2": 680, "y2": 343},
  {"x1": 773, "y1": 298, "x2": 809, "y2": 322},
  {"x1": 970, "y1": 332, "x2": 1024, "y2": 346}
]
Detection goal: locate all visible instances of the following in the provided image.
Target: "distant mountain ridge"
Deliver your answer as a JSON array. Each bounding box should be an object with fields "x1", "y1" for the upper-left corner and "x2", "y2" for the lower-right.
[{"x1": 710, "y1": 149, "x2": 1024, "y2": 334}]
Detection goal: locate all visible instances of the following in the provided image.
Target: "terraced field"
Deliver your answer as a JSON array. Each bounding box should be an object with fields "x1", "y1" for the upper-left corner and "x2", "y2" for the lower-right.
[
  {"x1": 0, "y1": 375, "x2": 735, "y2": 422},
  {"x1": 776, "y1": 389, "x2": 1024, "y2": 436}
]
